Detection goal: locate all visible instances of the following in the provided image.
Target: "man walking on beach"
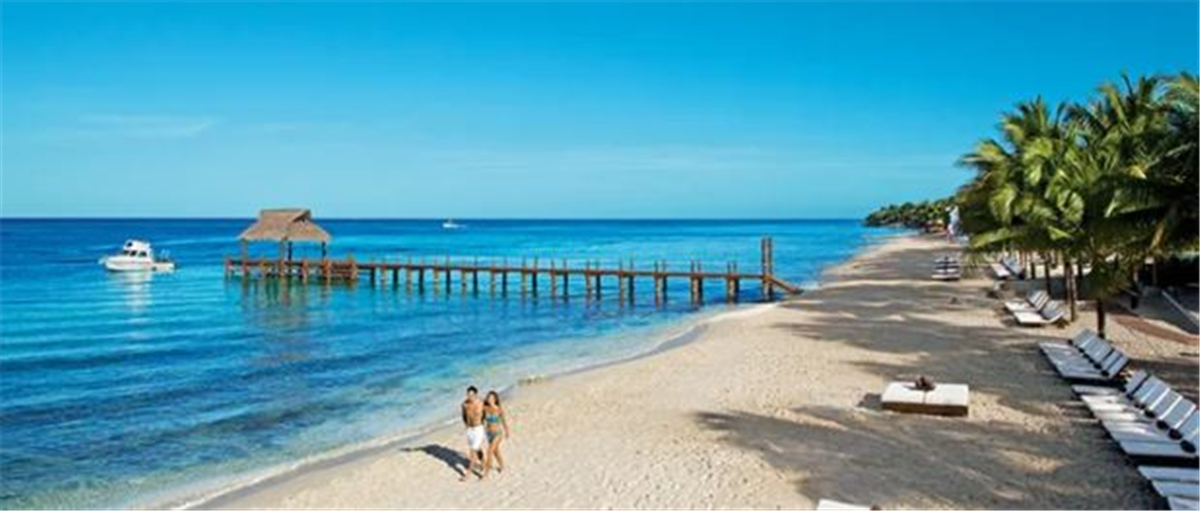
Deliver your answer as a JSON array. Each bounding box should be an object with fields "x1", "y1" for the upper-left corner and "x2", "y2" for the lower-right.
[{"x1": 461, "y1": 386, "x2": 486, "y2": 481}]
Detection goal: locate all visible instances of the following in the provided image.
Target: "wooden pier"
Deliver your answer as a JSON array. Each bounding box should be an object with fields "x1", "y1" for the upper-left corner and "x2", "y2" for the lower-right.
[{"x1": 226, "y1": 237, "x2": 801, "y2": 304}]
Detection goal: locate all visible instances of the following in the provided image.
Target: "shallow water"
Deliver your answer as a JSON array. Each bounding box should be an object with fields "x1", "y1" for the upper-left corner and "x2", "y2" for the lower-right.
[{"x1": 0, "y1": 219, "x2": 888, "y2": 508}]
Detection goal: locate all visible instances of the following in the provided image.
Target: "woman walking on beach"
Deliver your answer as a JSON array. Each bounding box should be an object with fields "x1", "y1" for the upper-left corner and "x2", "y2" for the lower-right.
[{"x1": 481, "y1": 391, "x2": 510, "y2": 479}]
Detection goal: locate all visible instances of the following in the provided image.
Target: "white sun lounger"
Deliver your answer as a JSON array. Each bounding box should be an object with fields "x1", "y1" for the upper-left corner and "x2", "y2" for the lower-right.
[
  {"x1": 1109, "y1": 411, "x2": 1198, "y2": 443},
  {"x1": 1056, "y1": 351, "x2": 1128, "y2": 383},
  {"x1": 1155, "y1": 482, "x2": 1200, "y2": 502},
  {"x1": 1141, "y1": 466, "x2": 1200, "y2": 504},
  {"x1": 1085, "y1": 376, "x2": 1173, "y2": 414},
  {"x1": 1041, "y1": 332, "x2": 1107, "y2": 372},
  {"x1": 1139, "y1": 466, "x2": 1200, "y2": 484},
  {"x1": 1156, "y1": 482, "x2": 1200, "y2": 501},
  {"x1": 1068, "y1": 329, "x2": 1102, "y2": 347},
  {"x1": 1006, "y1": 290, "x2": 1051, "y2": 314},
  {"x1": 1073, "y1": 370, "x2": 1149, "y2": 398},
  {"x1": 1169, "y1": 497, "x2": 1200, "y2": 511},
  {"x1": 1118, "y1": 428, "x2": 1199, "y2": 464},
  {"x1": 1002, "y1": 256, "x2": 1025, "y2": 279},
  {"x1": 1013, "y1": 302, "x2": 1066, "y2": 326},
  {"x1": 1156, "y1": 482, "x2": 1200, "y2": 499},
  {"x1": 1040, "y1": 339, "x2": 1111, "y2": 373}
]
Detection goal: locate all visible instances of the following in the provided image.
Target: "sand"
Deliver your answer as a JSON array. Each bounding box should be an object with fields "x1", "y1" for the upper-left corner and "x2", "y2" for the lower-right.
[{"x1": 199, "y1": 234, "x2": 1197, "y2": 510}]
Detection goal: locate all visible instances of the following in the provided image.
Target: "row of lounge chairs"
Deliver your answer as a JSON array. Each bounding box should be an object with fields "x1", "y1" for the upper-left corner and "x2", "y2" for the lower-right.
[
  {"x1": 1039, "y1": 330, "x2": 1199, "y2": 509},
  {"x1": 931, "y1": 255, "x2": 961, "y2": 281},
  {"x1": 1005, "y1": 289, "x2": 1066, "y2": 326}
]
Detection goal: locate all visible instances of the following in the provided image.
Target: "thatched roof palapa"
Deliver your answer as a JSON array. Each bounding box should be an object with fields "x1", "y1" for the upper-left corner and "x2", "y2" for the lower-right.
[{"x1": 239, "y1": 209, "x2": 331, "y2": 244}]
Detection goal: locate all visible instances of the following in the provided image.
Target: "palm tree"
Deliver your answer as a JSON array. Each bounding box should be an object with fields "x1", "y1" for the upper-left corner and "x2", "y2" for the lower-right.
[
  {"x1": 959, "y1": 98, "x2": 1083, "y2": 317},
  {"x1": 1065, "y1": 74, "x2": 1178, "y2": 337}
]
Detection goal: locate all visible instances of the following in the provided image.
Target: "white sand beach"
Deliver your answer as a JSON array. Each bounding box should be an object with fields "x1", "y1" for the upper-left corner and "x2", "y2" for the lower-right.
[{"x1": 203, "y1": 234, "x2": 1198, "y2": 510}]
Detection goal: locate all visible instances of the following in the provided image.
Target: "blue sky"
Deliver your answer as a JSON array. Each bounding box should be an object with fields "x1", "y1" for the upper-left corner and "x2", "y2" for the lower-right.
[{"x1": 2, "y1": 1, "x2": 1197, "y2": 219}]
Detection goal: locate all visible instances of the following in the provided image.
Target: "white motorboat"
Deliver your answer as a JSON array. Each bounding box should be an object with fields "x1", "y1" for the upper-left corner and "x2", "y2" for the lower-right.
[
  {"x1": 99, "y1": 239, "x2": 176, "y2": 272},
  {"x1": 442, "y1": 219, "x2": 464, "y2": 230}
]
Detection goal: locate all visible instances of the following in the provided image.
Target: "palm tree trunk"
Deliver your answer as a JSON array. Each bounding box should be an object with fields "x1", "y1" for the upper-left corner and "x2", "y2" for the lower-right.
[
  {"x1": 1044, "y1": 252, "x2": 1054, "y2": 295},
  {"x1": 1096, "y1": 298, "x2": 1107, "y2": 339},
  {"x1": 1065, "y1": 258, "x2": 1078, "y2": 322}
]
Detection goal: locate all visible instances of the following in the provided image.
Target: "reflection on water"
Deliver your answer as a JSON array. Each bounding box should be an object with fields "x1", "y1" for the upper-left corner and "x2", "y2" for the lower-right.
[
  {"x1": 235, "y1": 279, "x2": 322, "y2": 368},
  {"x1": 105, "y1": 271, "x2": 155, "y2": 314}
]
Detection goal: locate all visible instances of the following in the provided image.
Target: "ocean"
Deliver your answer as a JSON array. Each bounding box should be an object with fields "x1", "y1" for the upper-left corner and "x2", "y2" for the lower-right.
[{"x1": 0, "y1": 219, "x2": 889, "y2": 509}]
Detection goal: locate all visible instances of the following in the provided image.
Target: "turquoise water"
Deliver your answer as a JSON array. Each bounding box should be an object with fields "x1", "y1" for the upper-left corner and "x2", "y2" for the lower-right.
[{"x1": 0, "y1": 219, "x2": 887, "y2": 508}]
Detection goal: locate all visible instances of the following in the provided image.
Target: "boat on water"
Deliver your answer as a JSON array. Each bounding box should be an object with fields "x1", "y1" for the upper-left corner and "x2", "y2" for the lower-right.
[
  {"x1": 442, "y1": 219, "x2": 465, "y2": 230},
  {"x1": 99, "y1": 239, "x2": 176, "y2": 272}
]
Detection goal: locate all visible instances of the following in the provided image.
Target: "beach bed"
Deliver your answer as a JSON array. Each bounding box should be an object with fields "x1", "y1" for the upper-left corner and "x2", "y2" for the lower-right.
[{"x1": 881, "y1": 382, "x2": 969, "y2": 416}]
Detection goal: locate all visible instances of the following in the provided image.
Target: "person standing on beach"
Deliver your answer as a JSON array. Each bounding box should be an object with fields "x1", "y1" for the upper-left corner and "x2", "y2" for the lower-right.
[
  {"x1": 461, "y1": 386, "x2": 486, "y2": 481},
  {"x1": 480, "y1": 390, "x2": 510, "y2": 480}
]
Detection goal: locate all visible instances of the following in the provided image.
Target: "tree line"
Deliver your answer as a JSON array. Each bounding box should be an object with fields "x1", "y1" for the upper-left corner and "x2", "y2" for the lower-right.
[{"x1": 869, "y1": 72, "x2": 1198, "y2": 337}]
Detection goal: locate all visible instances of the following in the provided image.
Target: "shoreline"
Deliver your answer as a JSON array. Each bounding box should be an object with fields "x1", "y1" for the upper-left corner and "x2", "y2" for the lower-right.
[
  {"x1": 158, "y1": 233, "x2": 899, "y2": 510},
  {"x1": 197, "y1": 231, "x2": 1189, "y2": 509}
]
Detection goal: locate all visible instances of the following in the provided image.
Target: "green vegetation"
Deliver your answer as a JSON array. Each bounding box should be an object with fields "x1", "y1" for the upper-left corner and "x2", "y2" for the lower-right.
[
  {"x1": 864, "y1": 197, "x2": 954, "y2": 229},
  {"x1": 956, "y1": 72, "x2": 1199, "y2": 337}
]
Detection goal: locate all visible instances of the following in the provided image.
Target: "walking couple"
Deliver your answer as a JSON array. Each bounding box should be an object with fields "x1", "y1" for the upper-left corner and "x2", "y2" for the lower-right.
[{"x1": 460, "y1": 386, "x2": 510, "y2": 481}]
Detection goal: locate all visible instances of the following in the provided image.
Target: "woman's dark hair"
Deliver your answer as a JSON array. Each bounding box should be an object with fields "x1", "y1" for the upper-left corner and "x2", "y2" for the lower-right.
[{"x1": 486, "y1": 391, "x2": 501, "y2": 406}]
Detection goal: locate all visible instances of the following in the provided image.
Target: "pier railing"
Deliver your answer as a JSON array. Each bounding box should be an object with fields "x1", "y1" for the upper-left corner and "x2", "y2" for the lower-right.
[{"x1": 226, "y1": 237, "x2": 800, "y2": 304}]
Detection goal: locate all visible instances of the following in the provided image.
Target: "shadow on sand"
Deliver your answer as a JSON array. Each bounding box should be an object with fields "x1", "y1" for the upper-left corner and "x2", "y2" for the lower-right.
[
  {"x1": 692, "y1": 238, "x2": 1181, "y2": 509},
  {"x1": 402, "y1": 444, "x2": 468, "y2": 477}
]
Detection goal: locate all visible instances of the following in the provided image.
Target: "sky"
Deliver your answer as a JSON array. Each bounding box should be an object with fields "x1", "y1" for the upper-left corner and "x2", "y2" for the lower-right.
[{"x1": 2, "y1": 1, "x2": 1197, "y2": 219}]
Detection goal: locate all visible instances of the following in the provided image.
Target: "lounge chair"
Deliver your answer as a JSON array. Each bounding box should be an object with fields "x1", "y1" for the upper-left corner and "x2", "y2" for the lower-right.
[
  {"x1": 1077, "y1": 373, "x2": 1159, "y2": 406},
  {"x1": 1040, "y1": 335, "x2": 1120, "y2": 380},
  {"x1": 1142, "y1": 466, "x2": 1200, "y2": 504},
  {"x1": 1118, "y1": 427, "x2": 1199, "y2": 465},
  {"x1": 1154, "y1": 481, "x2": 1200, "y2": 500},
  {"x1": 1001, "y1": 256, "x2": 1025, "y2": 279},
  {"x1": 1072, "y1": 370, "x2": 1149, "y2": 398},
  {"x1": 1107, "y1": 411, "x2": 1198, "y2": 444},
  {"x1": 1168, "y1": 497, "x2": 1200, "y2": 511},
  {"x1": 1055, "y1": 350, "x2": 1128, "y2": 383},
  {"x1": 1039, "y1": 330, "x2": 1102, "y2": 361},
  {"x1": 1138, "y1": 466, "x2": 1200, "y2": 484},
  {"x1": 1039, "y1": 335, "x2": 1107, "y2": 370},
  {"x1": 1013, "y1": 301, "x2": 1066, "y2": 326},
  {"x1": 1068, "y1": 329, "x2": 1102, "y2": 347},
  {"x1": 1006, "y1": 290, "x2": 1051, "y2": 314}
]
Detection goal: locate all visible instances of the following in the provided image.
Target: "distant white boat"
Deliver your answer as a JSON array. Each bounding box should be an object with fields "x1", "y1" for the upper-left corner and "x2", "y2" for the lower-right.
[
  {"x1": 442, "y1": 219, "x2": 464, "y2": 230},
  {"x1": 99, "y1": 239, "x2": 176, "y2": 272}
]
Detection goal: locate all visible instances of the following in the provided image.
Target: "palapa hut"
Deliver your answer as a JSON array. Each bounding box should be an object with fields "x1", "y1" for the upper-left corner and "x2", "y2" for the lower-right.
[{"x1": 238, "y1": 209, "x2": 332, "y2": 261}]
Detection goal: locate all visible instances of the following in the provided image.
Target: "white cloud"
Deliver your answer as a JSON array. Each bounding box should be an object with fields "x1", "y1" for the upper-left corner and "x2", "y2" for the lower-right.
[{"x1": 77, "y1": 114, "x2": 219, "y2": 139}]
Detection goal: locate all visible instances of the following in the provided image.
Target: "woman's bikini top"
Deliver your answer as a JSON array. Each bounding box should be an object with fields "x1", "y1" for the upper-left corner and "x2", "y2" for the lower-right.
[{"x1": 484, "y1": 410, "x2": 502, "y2": 424}]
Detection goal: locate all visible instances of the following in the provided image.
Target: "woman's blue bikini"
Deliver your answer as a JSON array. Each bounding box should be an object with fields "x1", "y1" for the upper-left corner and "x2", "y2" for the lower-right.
[{"x1": 484, "y1": 410, "x2": 503, "y2": 441}]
